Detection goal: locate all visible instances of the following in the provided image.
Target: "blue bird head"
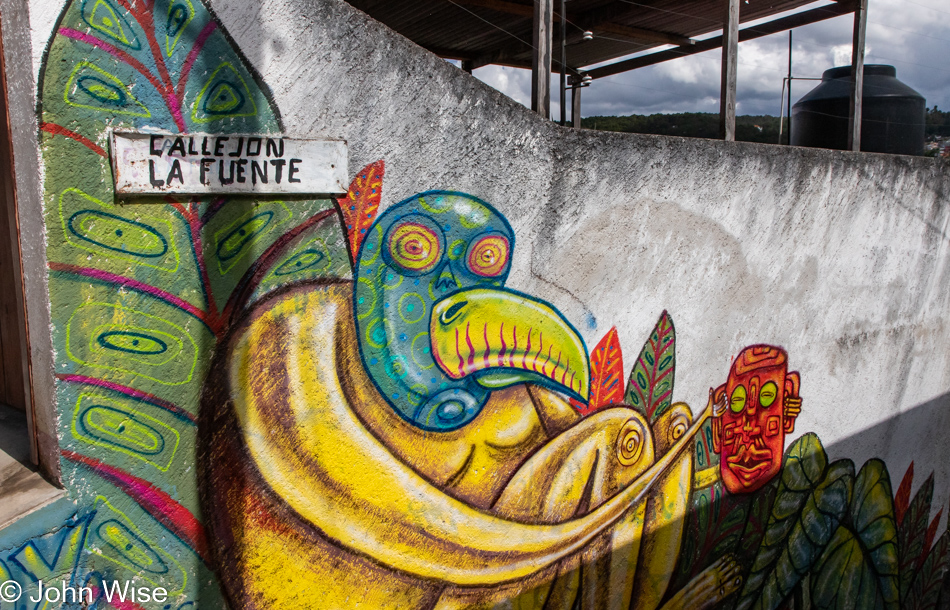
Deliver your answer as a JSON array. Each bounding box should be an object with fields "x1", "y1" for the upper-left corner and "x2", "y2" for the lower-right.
[{"x1": 354, "y1": 191, "x2": 589, "y2": 431}]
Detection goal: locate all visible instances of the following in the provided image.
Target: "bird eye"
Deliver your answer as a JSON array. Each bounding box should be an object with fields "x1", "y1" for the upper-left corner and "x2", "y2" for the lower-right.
[
  {"x1": 385, "y1": 217, "x2": 443, "y2": 274},
  {"x1": 730, "y1": 385, "x2": 747, "y2": 413},
  {"x1": 760, "y1": 381, "x2": 778, "y2": 408},
  {"x1": 466, "y1": 233, "x2": 510, "y2": 278}
]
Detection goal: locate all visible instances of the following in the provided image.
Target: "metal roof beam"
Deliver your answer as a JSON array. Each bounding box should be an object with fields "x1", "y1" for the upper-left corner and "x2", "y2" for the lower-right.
[
  {"x1": 568, "y1": 2, "x2": 695, "y2": 46},
  {"x1": 585, "y1": 2, "x2": 855, "y2": 80},
  {"x1": 467, "y1": 45, "x2": 586, "y2": 75},
  {"x1": 464, "y1": 22, "x2": 672, "y2": 70},
  {"x1": 469, "y1": 43, "x2": 532, "y2": 70},
  {"x1": 595, "y1": 22, "x2": 694, "y2": 47},
  {"x1": 469, "y1": 49, "x2": 584, "y2": 75},
  {"x1": 452, "y1": 0, "x2": 692, "y2": 47},
  {"x1": 453, "y1": 0, "x2": 534, "y2": 17},
  {"x1": 419, "y1": 45, "x2": 478, "y2": 61}
]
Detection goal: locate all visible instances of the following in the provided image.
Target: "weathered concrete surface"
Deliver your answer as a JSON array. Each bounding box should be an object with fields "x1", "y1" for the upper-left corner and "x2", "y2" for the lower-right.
[{"x1": 206, "y1": 0, "x2": 950, "y2": 494}]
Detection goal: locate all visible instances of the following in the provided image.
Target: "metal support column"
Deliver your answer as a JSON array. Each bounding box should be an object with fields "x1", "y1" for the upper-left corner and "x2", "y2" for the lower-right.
[
  {"x1": 848, "y1": 0, "x2": 868, "y2": 151},
  {"x1": 572, "y1": 80, "x2": 582, "y2": 128},
  {"x1": 559, "y1": 0, "x2": 566, "y2": 125},
  {"x1": 532, "y1": 0, "x2": 553, "y2": 118},
  {"x1": 786, "y1": 31, "x2": 792, "y2": 144},
  {"x1": 719, "y1": 0, "x2": 740, "y2": 140}
]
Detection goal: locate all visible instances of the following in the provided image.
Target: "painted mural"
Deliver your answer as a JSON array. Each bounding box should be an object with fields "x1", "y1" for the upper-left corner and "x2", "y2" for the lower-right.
[{"x1": 0, "y1": 0, "x2": 946, "y2": 609}]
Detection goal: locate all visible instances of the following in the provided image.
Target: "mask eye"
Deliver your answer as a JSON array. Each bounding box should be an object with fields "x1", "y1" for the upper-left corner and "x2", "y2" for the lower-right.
[
  {"x1": 730, "y1": 385, "x2": 747, "y2": 413},
  {"x1": 385, "y1": 216, "x2": 444, "y2": 274},
  {"x1": 760, "y1": 381, "x2": 778, "y2": 408},
  {"x1": 466, "y1": 233, "x2": 510, "y2": 278}
]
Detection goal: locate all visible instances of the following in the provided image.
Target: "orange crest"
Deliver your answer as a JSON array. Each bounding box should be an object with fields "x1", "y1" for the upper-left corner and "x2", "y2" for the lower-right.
[
  {"x1": 336, "y1": 160, "x2": 384, "y2": 264},
  {"x1": 572, "y1": 327, "x2": 624, "y2": 416}
]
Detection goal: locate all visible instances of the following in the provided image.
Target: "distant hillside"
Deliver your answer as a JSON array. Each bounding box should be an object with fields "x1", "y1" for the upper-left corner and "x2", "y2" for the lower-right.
[
  {"x1": 926, "y1": 106, "x2": 950, "y2": 138},
  {"x1": 581, "y1": 113, "x2": 785, "y2": 144},
  {"x1": 582, "y1": 107, "x2": 950, "y2": 143}
]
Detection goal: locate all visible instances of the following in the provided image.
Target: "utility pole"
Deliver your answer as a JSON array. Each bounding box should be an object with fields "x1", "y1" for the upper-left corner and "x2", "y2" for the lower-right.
[
  {"x1": 572, "y1": 80, "x2": 582, "y2": 128},
  {"x1": 532, "y1": 0, "x2": 553, "y2": 118},
  {"x1": 560, "y1": 0, "x2": 566, "y2": 125},
  {"x1": 848, "y1": 0, "x2": 868, "y2": 151},
  {"x1": 787, "y1": 31, "x2": 792, "y2": 145},
  {"x1": 719, "y1": 0, "x2": 740, "y2": 140}
]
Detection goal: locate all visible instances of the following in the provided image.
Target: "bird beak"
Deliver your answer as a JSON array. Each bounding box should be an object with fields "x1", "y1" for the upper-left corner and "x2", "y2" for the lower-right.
[{"x1": 430, "y1": 288, "x2": 590, "y2": 402}]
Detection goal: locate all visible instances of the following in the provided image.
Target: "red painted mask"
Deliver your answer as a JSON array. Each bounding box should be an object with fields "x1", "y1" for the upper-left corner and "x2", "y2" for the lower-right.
[{"x1": 712, "y1": 345, "x2": 801, "y2": 494}]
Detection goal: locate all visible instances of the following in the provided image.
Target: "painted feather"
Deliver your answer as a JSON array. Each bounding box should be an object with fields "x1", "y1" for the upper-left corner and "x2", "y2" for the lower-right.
[
  {"x1": 336, "y1": 159, "x2": 385, "y2": 264},
  {"x1": 906, "y1": 529, "x2": 949, "y2": 610},
  {"x1": 625, "y1": 310, "x2": 675, "y2": 422},
  {"x1": 895, "y1": 461, "x2": 914, "y2": 527},
  {"x1": 920, "y1": 509, "x2": 943, "y2": 571},
  {"x1": 570, "y1": 327, "x2": 624, "y2": 415},
  {"x1": 899, "y1": 473, "x2": 934, "y2": 603}
]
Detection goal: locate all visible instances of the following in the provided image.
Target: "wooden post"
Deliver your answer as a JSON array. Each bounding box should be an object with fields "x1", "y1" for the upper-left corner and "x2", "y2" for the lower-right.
[
  {"x1": 787, "y1": 31, "x2": 793, "y2": 145},
  {"x1": 719, "y1": 0, "x2": 740, "y2": 140},
  {"x1": 532, "y1": 0, "x2": 553, "y2": 118},
  {"x1": 0, "y1": 13, "x2": 35, "y2": 466},
  {"x1": 848, "y1": 0, "x2": 868, "y2": 151},
  {"x1": 461, "y1": 60, "x2": 474, "y2": 74},
  {"x1": 572, "y1": 81, "x2": 582, "y2": 128},
  {"x1": 559, "y1": 0, "x2": 566, "y2": 125}
]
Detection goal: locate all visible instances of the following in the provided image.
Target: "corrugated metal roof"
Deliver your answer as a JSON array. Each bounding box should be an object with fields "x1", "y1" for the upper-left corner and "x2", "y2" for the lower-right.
[{"x1": 345, "y1": 0, "x2": 845, "y2": 72}]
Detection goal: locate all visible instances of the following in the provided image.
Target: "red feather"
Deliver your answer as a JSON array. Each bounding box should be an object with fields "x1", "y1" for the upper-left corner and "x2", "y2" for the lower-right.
[
  {"x1": 920, "y1": 508, "x2": 944, "y2": 570},
  {"x1": 336, "y1": 160, "x2": 384, "y2": 264},
  {"x1": 895, "y1": 461, "x2": 914, "y2": 526},
  {"x1": 571, "y1": 327, "x2": 624, "y2": 416}
]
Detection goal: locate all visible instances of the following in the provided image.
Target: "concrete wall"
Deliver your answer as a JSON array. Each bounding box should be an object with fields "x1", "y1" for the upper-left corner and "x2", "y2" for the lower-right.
[
  {"x1": 224, "y1": 0, "x2": 950, "y2": 492},
  {"x1": 0, "y1": 0, "x2": 947, "y2": 608}
]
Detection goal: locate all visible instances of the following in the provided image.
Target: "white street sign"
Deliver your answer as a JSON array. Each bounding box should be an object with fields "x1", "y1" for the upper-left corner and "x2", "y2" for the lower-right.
[{"x1": 111, "y1": 132, "x2": 348, "y2": 196}]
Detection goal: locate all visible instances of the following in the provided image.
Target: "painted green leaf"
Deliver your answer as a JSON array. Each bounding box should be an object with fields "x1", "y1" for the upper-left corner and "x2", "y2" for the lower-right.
[
  {"x1": 668, "y1": 418, "x2": 738, "y2": 592},
  {"x1": 668, "y1": 410, "x2": 784, "y2": 596},
  {"x1": 736, "y1": 479, "x2": 780, "y2": 566},
  {"x1": 811, "y1": 460, "x2": 900, "y2": 610},
  {"x1": 898, "y1": 474, "x2": 934, "y2": 603},
  {"x1": 737, "y1": 433, "x2": 830, "y2": 610},
  {"x1": 624, "y1": 310, "x2": 674, "y2": 421},
  {"x1": 669, "y1": 478, "x2": 764, "y2": 597},
  {"x1": 852, "y1": 460, "x2": 901, "y2": 609},
  {"x1": 752, "y1": 460, "x2": 854, "y2": 610},
  {"x1": 905, "y1": 530, "x2": 950, "y2": 610},
  {"x1": 812, "y1": 526, "x2": 888, "y2": 610}
]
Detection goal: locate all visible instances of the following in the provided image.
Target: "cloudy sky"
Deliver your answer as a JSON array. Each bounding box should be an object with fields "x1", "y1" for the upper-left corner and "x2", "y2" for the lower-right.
[{"x1": 470, "y1": 0, "x2": 950, "y2": 118}]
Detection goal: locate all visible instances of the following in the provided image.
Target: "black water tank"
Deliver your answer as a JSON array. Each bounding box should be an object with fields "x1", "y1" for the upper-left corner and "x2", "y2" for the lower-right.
[{"x1": 791, "y1": 65, "x2": 925, "y2": 155}]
